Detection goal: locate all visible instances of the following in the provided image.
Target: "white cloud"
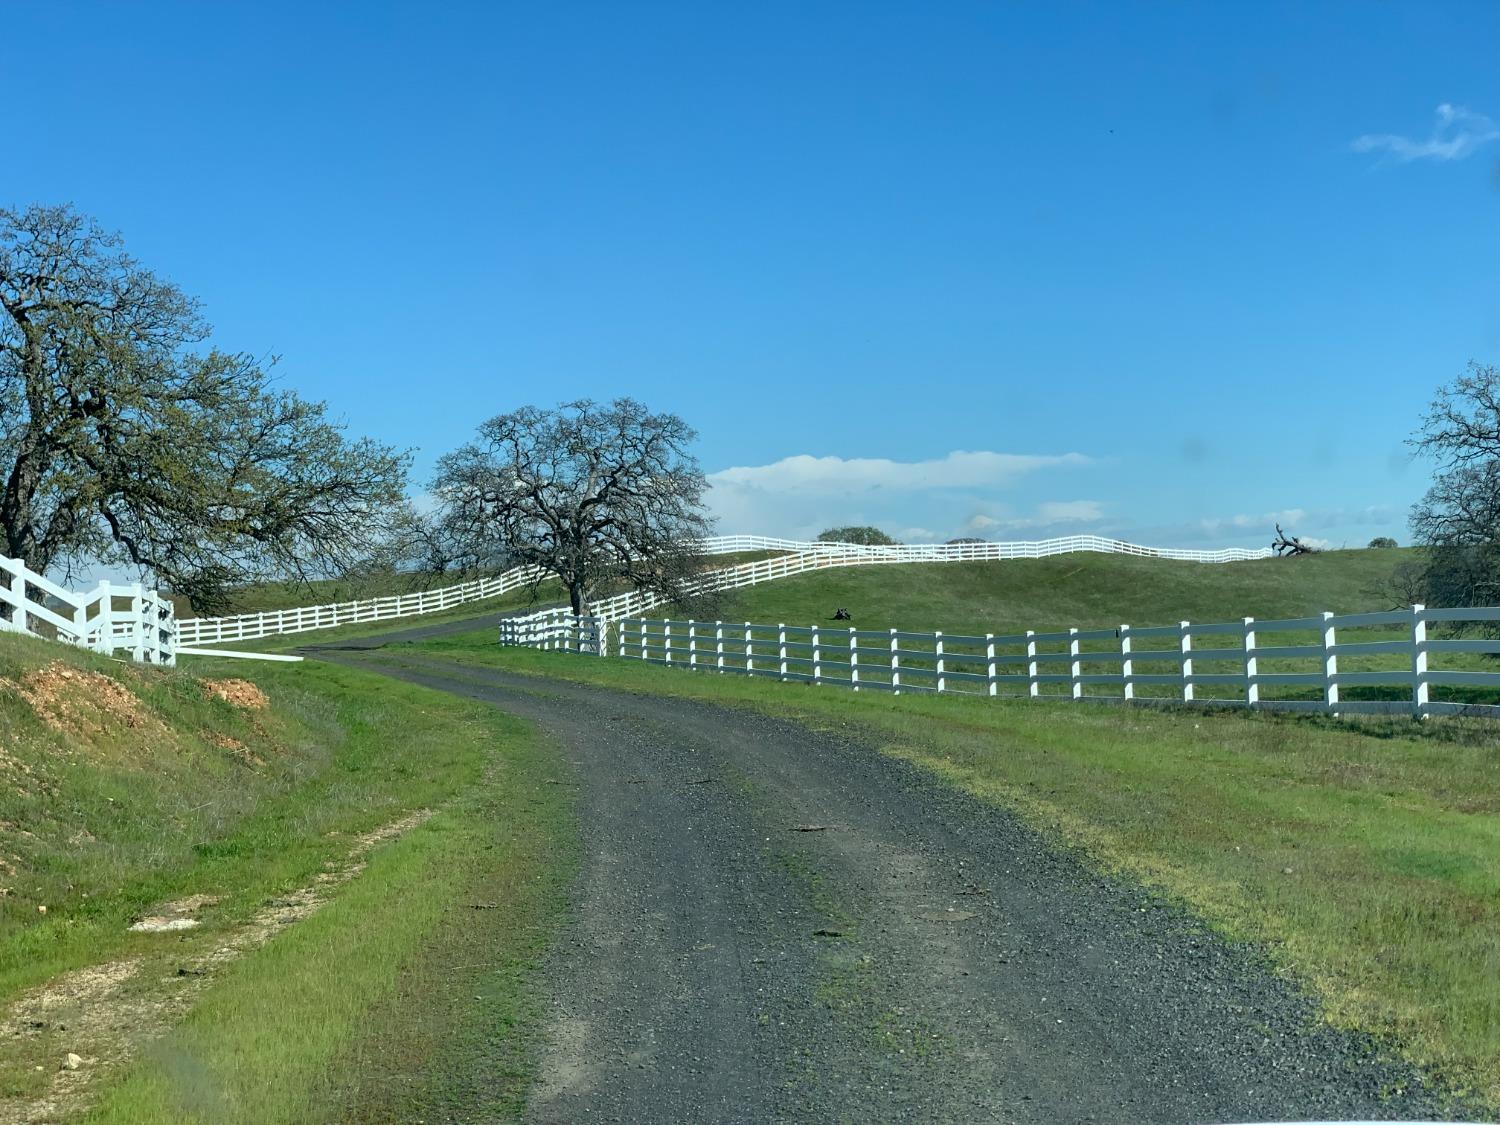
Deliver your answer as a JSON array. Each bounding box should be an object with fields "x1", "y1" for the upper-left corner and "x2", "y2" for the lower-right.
[
  {"x1": 966, "y1": 500, "x2": 1105, "y2": 534},
  {"x1": 705, "y1": 449, "x2": 1091, "y2": 540},
  {"x1": 1196, "y1": 507, "x2": 1309, "y2": 536},
  {"x1": 709, "y1": 450, "x2": 1089, "y2": 496},
  {"x1": 894, "y1": 526, "x2": 937, "y2": 543},
  {"x1": 1351, "y1": 103, "x2": 1500, "y2": 163},
  {"x1": 1037, "y1": 499, "x2": 1103, "y2": 524},
  {"x1": 1128, "y1": 505, "x2": 1399, "y2": 547}
]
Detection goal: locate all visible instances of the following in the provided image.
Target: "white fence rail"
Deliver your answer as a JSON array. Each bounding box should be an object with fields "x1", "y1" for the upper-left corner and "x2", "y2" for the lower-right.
[
  {"x1": 0, "y1": 556, "x2": 177, "y2": 665},
  {"x1": 501, "y1": 604, "x2": 1500, "y2": 720},
  {"x1": 701, "y1": 534, "x2": 1272, "y2": 564},
  {"x1": 179, "y1": 533, "x2": 1273, "y2": 646},
  {"x1": 177, "y1": 565, "x2": 549, "y2": 646}
]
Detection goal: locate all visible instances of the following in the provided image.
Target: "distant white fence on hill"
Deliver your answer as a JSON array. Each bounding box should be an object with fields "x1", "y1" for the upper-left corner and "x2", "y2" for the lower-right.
[
  {"x1": 501, "y1": 604, "x2": 1499, "y2": 720},
  {"x1": 178, "y1": 565, "x2": 549, "y2": 646},
  {"x1": 177, "y1": 533, "x2": 1273, "y2": 646},
  {"x1": 707, "y1": 534, "x2": 1273, "y2": 564},
  {"x1": 0, "y1": 556, "x2": 177, "y2": 665}
]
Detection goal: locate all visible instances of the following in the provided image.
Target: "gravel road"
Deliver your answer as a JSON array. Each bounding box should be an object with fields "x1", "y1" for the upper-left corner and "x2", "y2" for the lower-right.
[{"x1": 314, "y1": 634, "x2": 1461, "y2": 1124}]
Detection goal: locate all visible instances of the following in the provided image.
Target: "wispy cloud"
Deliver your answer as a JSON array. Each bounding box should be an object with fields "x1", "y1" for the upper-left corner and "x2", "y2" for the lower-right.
[
  {"x1": 705, "y1": 450, "x2": 1091, "y2": 540},
  {"x1": 1351, "y1": 103, "x2": 1500, "y2": 164},
  {"x1": 709, "y1": 451, "x2": 1089, "y2": 496},
  {"x1": 966, "y1": 500, "x2": 1105, "y2": 533},
  {"x1": 1127, "y1": 505, "x2": 1399, "y2": 547}
]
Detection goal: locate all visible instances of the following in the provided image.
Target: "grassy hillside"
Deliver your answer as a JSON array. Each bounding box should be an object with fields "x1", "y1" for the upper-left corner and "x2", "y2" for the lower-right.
[
  {"x1": 0, "y1": 632, "x2": 573, "y2": 1121},
  {"x1": 165, "y1": 570, "x2": 477, "y2": 618},
  {"x1": 171, "y1": 550, "x2": 786, "y2": 619},
  {"x1": 712, "y1": 547, "x2": 1416, "y2": 633}
]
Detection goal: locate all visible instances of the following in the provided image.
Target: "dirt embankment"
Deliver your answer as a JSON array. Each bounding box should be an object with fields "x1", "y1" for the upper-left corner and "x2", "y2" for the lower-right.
[
  {"x1": 0, "y1": 809, "x2": 433, "y2": 1124},
  {"x1": 0, "y1": 655, "x2": 301, "y2": 1109}
]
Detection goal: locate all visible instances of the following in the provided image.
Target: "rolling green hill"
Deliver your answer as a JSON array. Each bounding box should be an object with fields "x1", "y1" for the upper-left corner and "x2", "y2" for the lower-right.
[
  {"x1": 172, "y1": 550, "x2": 786, "y2": 619},
  {"x1": 712, "y1": 547, "x2": 1417, "y2": 634}
]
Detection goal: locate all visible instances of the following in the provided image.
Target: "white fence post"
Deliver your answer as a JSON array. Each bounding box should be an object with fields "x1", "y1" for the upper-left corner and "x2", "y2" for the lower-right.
[
  {"x1": 1179, "y1": 621, "x2": 1194, "y2": 703},
  {"x1": 688, "y1": 621, "x2": 698, "y2": 667},
  {"x1": 812, "y1": 625, "x2": 821, "y2": 684},
  {"x1": 715, "y1": 621, "x2": 725, "y2": 672},
  {"x1": 935, "y1": 631, "x2": 945, "y2": 693},
  {"x1": 1069, "y1": 627, "x2": 1082, "y2": 701},
  {"x1": 131, "y1": 584, "x2": 147, "y2": 663},
  {"x1": 1120, "y1": 624, "x2": 1133, "y2": 702},
  {"x1": 72, "y1": 592, "x2": 88, "y2": 649},
  {"x1": 9, "y1": 566, "x2": 27, "y2": 635},
  {"x1": 778, "y1": 624, "x2": 788, "y2": 680},
  {"x1": 1411, "y1": 604, "x2": 1429, "y2": 719},
  {"x1": 890, "y1": 628, "x2": 901, "y2": 694},
  {"x1": 745, "y1": 623, "x2": 754, "y2": 675},
  {"x1": 1321, "y1": 611, "x2": 1339, "y2": 713},
  {"x1": 985, "y1": 633, "x2": 996, "y2": 697},
  {"x1": 639, "y1": 618, "x2": 647, "y2": 660},
  {"x1": 1026, "y1": 630, "x2": 1038, "y2": 699},
  {"x1": 664, "y1": 620, "x2": 672, "y2": 664},
  {"x1": 1243, "y1": 617, "x2": 1258, "y2": 708},
  {"x1": 850, "y1": 627, "x2": 859, "y2": 690}
]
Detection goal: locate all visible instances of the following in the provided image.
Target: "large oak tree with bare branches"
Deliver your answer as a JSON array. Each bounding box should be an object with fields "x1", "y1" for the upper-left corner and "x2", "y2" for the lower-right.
[
  {"x1": 432, "y1": 399, "x2": 713, "y2": 614},
  {"x1": 1409, "y1": 362, "x2": 1500, "y2": 607},
  {"x1": 0, "y1": 204, "x2": 409, "y2": 612}
]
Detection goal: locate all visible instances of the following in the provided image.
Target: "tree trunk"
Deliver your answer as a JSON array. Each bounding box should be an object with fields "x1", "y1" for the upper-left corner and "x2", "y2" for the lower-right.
[{"x1": 569, "y1": 582, "x2": 587, "y2": 615}]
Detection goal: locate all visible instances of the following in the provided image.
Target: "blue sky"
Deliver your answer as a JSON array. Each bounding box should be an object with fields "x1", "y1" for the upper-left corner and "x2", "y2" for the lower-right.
[{"x1": 6, "y1": 1, "x2": 1498, "y2": 548}]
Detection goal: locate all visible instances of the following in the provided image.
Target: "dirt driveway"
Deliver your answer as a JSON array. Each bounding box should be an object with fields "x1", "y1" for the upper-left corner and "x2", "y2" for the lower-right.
[{"x1": 320, "y1": 642, "x2": 1456, "y2": 1124}]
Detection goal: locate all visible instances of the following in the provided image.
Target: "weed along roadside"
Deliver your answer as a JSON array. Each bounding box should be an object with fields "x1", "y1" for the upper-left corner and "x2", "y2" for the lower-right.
[
  {"x1": 397, "y1": 631, "x2": 1500, "y2": 1114},
  {"x1": 0, "y1": 630, "x2": 575, "y2": 1123}
]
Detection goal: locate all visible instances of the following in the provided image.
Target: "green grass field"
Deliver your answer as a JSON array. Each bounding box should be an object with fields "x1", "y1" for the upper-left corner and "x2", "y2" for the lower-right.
[
  {"x1": 713, "y1": 547, "x2": 1416, "y2": 634},
  {"x1": 174, "y1": 549, "x2": 787, "y2": 620},
  {"x1": 630, "y1": 546, "x2": 1500, "y2": 710},
  {"x1": 0, "y1": 631, "x2": 574, "y2": 1122},
  {"x1": 400, "y1": 631, "x2": 1500, "y2": 1109}
]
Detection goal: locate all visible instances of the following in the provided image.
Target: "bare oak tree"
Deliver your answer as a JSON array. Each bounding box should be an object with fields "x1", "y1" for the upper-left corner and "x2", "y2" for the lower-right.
[
  {"x1": 0, "y1": 204, "x2": 410, "y2": 612},
  {"x1": 1409, "y1": 362, "x2": 1500, "y2": 607},
  {"x1": 433, "y1": 399, "x2": 713, "y2": 614}
]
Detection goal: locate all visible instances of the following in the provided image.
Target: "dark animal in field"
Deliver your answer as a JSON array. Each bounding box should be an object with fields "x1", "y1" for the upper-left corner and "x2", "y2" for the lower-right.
[{"x1": 832, "y1": 607, "x2": 852, "y2": 621}]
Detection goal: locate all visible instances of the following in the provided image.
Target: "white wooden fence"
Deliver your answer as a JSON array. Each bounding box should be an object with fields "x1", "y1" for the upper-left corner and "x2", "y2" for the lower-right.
[
  {"x1": 704, "y1": 533, "x2": 1272, "y2": 564},
  {"x1": 529, "y1": 536, "x2": 1275, "y2": 636},
  {"x1": 0, "y1": 556, "x2": 177, "y2": 665},
  {"x1": 501, "y1": 605, "x2": 1500, "y2": 720},
  {"x1": 1, "y1": 532, "x2": 1276, "y2": 662},
  {"x1": 177, "y1": 565, "x2": 550, "y2": 646},
  {"x1": 178, "y1": 533, "x2": 1272, "y2": 647}
]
